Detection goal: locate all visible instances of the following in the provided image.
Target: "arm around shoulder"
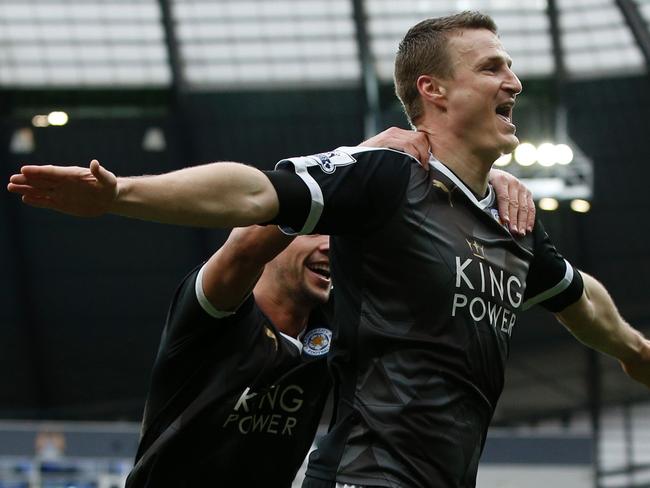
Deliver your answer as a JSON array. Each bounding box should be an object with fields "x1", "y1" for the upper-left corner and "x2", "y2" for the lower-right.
[
  {"x1": 198, "y1": 226, "x2": 294, "y2": 314},
  {"x1": 555, "y1": 271, "x2": 650, "y2": 388}
]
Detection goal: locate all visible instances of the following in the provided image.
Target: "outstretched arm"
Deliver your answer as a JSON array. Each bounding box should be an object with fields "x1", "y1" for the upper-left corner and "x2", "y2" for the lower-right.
[
  {"x1": 7, "y1": 128, "x2": 429, "y2": 227},
  {"x1": 8, "y1": 159, "x2": 279, "y2": 228},
  {"x1": 556, "y1": 272, "x2": 650, "y2": 388},
  {"x1": 7, "y1": 127, "x2": 433, "y2": 227},
  {"x1": 8, "y1": 128, "x2": 536, "y2": 233}
]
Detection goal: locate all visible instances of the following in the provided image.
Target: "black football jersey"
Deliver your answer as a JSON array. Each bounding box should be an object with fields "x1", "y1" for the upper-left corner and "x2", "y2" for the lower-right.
[
  {"x1": 264, "y1": 147, "x2": 583, "y2": 488},
  {"x1": 126, "y1": 266, "x2": 333, "y2": 488}
]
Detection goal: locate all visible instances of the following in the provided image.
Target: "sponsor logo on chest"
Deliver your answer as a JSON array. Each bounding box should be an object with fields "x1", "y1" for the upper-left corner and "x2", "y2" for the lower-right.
[
  {"x1": 451, "y1": 238, "x2": 525, "y2": 337},
  {"x1": 223, "y1": 384, "x2": 305, "y2": 437}
]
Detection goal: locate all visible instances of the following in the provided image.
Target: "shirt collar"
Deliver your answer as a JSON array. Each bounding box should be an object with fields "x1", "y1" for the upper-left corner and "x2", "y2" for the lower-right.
[{"x1": 429, "y1": 156, "x2": 495, "y2": 210}]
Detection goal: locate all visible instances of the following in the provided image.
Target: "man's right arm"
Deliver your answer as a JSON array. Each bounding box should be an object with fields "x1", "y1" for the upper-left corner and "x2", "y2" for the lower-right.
[
  {"x1": 8, "y1": 148, "x2": 412, "y2": 236},
  {"x1": 8, "y1": 159, "x2": 280, "y2": 228},
  {"x1": 7, "y1": 128, "x2": 434, "y2": 230},
  {"x1": 8, "y1": 130, "x2": 536, "y2": 234}
]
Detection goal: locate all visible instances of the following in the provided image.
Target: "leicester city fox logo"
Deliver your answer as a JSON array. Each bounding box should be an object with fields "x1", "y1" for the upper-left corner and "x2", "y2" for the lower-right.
[
  {"x1": 309, "y1": 150, "x2": 356, "y2": 174},
  {"x1": 302, "y1": 328, "x2": 332, "y2": 356}
]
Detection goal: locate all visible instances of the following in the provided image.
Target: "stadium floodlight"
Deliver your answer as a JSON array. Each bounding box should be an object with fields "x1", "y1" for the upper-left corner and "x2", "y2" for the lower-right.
[
  {"x1": 10, "y1": 128, "x2": 35, "y2": 154},
  {"x1": 48, "y1": 111, "x2": 69, "y2": 126},
  {"x1": 538, "y1": 197, "x2": 559, "y2": 211},
  {"x1": 494, "y1": 153, "x2": 512, "y2": 167},
  {"x1": 570, "y1": 199, "x2": 591, "y2": 213},
  {"x1": 537, "y1": 142, "x2": 557, "y2": 167},
  {"x1": 32, "y1": 115, "x2": 49, "y2": 128},
  {"x1": 142, "y1": 127, "x2": 166, "y2": 152},
  {"x1": 556, "y1": 143, "x2": 574, "y2": 165},
  {"x1": 514, "y1": 142, "x2": 537, "y2": 166}
]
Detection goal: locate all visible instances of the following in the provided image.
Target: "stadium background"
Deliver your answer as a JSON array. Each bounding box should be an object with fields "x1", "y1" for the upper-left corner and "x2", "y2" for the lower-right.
[{"x1": 1, "y1": 0, "x2": 649, "y2": 486}]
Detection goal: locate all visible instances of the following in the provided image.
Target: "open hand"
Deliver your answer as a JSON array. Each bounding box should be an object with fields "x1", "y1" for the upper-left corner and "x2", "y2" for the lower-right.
[
  {"x1": 7, "y1": 159, "x2": 118, "y2": 217},
  {"x1": 620, "y1": 341, "x2": 650, "y2": 389}
]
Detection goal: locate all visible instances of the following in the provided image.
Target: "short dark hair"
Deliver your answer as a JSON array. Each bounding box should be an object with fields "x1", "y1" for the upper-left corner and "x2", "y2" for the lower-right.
[{"x1": 394, "y1": 11, "x2": 498, "y2": 125}]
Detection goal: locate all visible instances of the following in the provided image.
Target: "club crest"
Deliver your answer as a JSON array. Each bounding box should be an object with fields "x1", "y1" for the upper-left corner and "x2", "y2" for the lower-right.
[{"x1": 302, "y1": 327, "x2": 332, "y2": 356}]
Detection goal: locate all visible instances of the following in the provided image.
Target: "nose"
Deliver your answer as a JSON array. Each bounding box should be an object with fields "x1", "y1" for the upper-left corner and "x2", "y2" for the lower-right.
[
  {"x1": 320, "y1": 239, "x2": 330, "y2": 254},
  {"x1": 317, "y1": 236, "x2": 330, "y2": 256},
  {"x1": 504, "y1": 67, "x2": 523, "y2": 96}
]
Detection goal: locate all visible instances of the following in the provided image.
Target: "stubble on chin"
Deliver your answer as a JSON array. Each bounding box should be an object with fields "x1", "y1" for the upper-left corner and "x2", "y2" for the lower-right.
[{"x1": 501, "y1": 134, "x2": 520, "y2": 155}]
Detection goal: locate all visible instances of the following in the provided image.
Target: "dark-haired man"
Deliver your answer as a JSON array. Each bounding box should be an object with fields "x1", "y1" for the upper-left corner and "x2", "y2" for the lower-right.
[
  {"x1": 125, "y1": 225, "x2": 332, "y2": 487},
  {"x1": 298, "y1": 13, "x2": 648, "y2": 488}
]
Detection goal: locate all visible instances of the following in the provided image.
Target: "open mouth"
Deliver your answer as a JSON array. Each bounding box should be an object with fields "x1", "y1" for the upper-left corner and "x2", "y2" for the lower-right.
[
  {"x1": 307, "y1": 263, "x2": 331, "y2": 281},
  {"x1": 495, "y1": 102, "x2": 514, "y2": 125}
]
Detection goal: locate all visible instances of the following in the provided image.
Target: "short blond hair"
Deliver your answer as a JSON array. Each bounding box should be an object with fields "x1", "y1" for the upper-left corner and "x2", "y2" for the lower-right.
[{"x1": 394, "y1": 11, "x2": 498, "y2": 125}]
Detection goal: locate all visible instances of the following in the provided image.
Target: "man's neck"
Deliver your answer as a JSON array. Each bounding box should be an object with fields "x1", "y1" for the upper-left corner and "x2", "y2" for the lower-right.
[
  {"x1": 418, "y1": 126, "x2": 492, "y2": 197},
  {"x1": 253, "y1": 279, "x2": 311, "y2": 339}
]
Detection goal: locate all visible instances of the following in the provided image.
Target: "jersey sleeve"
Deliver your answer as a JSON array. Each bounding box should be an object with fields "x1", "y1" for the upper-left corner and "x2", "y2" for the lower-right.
[
  {"x1": 263, "y1": 147, "x2": 415, "y2": 235},
  {"x1": 163, "y1": 265, "x2": 255, "y2": 347},
  {"x1": 522, "y1": 220, "x2": 584, "y2": 312}
]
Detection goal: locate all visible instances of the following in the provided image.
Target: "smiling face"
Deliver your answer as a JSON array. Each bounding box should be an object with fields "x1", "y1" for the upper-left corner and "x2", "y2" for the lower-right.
[
  {"x1": 269, "y1": 234, "x2": 331, "y2": 306},
  {"x1": 442, "y1": 28, "x2": 522, "y2": 161}
]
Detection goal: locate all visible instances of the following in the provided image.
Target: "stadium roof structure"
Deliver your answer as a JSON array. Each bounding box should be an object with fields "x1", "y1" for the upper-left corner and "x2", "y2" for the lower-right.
[{"x1": 1, "y1": 0, "x2": 650, "y2": 89}]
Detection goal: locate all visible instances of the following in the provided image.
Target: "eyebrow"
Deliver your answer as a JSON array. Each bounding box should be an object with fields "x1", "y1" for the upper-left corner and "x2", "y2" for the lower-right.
[{"x1": 477, "y1": 54, "x2": 513, "y2": 68}]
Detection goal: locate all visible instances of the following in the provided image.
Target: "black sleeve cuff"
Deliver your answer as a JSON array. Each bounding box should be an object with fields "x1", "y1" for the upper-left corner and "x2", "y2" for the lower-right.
[
  {"x1": 262, "y1": 170, "x2": 311, "y2": 233},
  {"x1": 541, "y1": 266, "x2": 584, "y2": 313}
]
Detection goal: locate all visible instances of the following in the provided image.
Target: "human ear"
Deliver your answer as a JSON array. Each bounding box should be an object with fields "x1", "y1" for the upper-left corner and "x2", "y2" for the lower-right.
[{"x1": 416, "y1": 75, "x2": 447, "y2": 111}]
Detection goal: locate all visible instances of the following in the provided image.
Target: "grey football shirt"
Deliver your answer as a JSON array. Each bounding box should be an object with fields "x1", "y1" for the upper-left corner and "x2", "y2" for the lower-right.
[{"x1": 265, "y1": 147, "x2": 583, "y2": 488}]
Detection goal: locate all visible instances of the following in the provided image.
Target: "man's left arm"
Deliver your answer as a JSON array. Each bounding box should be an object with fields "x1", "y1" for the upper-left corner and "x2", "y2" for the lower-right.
[
  {"x1": 523, "y1": 220, "x2": 650, "y2": 389},
  {"x1": 556, "y1": 272, "x2": 650, "y2": 388}
]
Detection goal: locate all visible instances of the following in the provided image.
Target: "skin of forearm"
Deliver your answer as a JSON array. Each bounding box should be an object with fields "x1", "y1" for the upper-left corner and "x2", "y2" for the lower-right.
[
  {"x1": 202, "y1": 226, "x2": 295, "y2": 311},
  {"x1": 221, "y1": 226, "x2": 295, "y2": 271},
  {"x1": 111, "y1": 162, "x2": 279, "y2": 228},
  {"x1": 557, "y1": 272, "x2": 646, "y2": 362}
]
